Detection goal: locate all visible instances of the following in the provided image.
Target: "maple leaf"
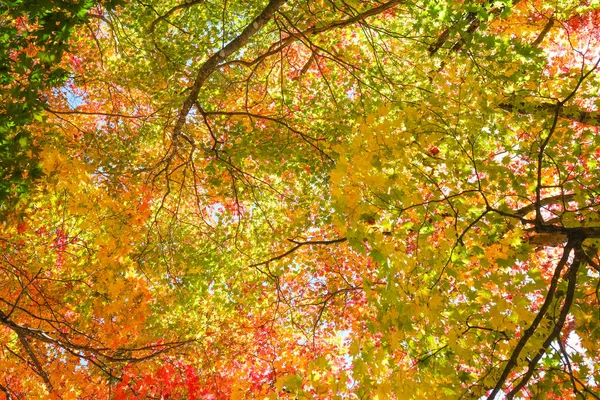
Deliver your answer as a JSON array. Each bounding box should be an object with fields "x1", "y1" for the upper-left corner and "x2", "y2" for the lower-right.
[{"x1": 2, "y1": 0, "x2": 600, "y2": 399}]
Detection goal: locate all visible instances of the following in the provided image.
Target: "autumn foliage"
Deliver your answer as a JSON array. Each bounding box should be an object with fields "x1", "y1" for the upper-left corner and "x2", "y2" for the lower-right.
[{"x1": 1, "y1": 0, "x2": 600, "y2": 398}]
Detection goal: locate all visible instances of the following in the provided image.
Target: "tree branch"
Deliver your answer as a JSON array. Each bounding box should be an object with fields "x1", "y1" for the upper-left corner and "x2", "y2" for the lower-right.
[
  {"x1": 486, "y1": 239, "x2": 577, "y2": 399},
  {"x1": 532, "y1": 16, "x2": 554, "y2": 47},
  {"x1": 534, "y1": 59, "x2": 600, "y2": 227},
  {"x1": 514, "y1": 193, "x2": 575, "y2": 217},
  {"x1": 172, "y1": 0, "x2": 288, "y2": 140},
  {"x1": 0, "y1": 382, "x2": 12, "y2": 400},
  {"x1": 499, "y1": 101, "x2": 600, "y2": 127},
  {"x1": 429, "y1": 1, "x2": 522, "y2": 56},
  {"x1": 506, "y1": 245, "x2": 582, "y2": 399},
  {"x1": 202, "y1": 110, "x2": 333, "y2": 161},
  {"x1": 248, "y1": 237, "x2": 347, "y2": 269},
  {"x1": 18, "y1": 334, "x2": 52, "y2": 391},
  {"x1": 221, "y1": 0, "x2": 402, "y2": 69},
  {"x1": 149, "y1": 0, "x2": 205, "y2": 32}
]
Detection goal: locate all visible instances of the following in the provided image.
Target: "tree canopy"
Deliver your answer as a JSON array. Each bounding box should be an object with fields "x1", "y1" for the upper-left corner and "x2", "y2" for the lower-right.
[{"x1": 1, "y1": 0, "x2": 600, "y2": 398}]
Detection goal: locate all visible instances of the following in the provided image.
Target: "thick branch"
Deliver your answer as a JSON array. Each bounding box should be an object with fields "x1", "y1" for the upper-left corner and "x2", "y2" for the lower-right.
[
  {"x1": 514, "y1": 193, "x2": 575, "y2": 217},
  {"x1": 531, "y1": 16, "x2": 554, "y2": 47},
  {"x1": 429, "y1": 1, "x2": 522, "y2": 56},
  {"x1": 0, "y1": 383, "x2": 11, "y2": 399},
  {"x1": 18, "y1": 335, "x2": 52, "y2": 391},
  {"x1": 222, "y1": 0, "x2": 402, "y2": 69},
  {"x1": 172, "y1": 0, "x2": 288, "y2": 139},
  {"x1": 0, "y1": 309, "x2": 192, "y2": 365},
  {"x1": 499, "y1": 102, "x2": 600, "y2": 127},
  {"x1": 506, "y1": 246, "x2": 582, "y2": 399},
  {"x1": 304, "y1": 0, "x2": 402, "y2": 34},
  {"x1": 486, "y1": 239, "x2": 577, "y2": 399}
]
